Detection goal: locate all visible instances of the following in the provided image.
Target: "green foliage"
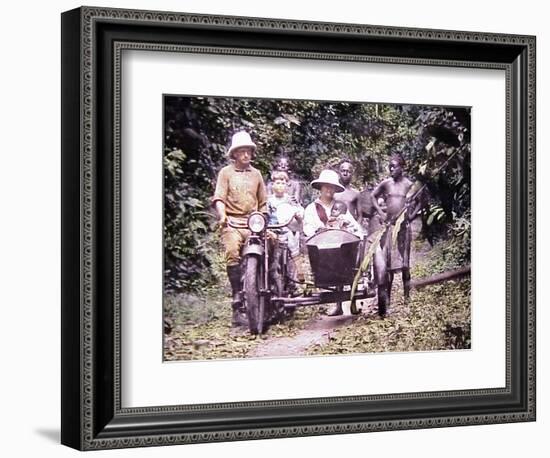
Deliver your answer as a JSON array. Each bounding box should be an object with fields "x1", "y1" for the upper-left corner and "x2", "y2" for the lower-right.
[
  {"x1": 163, "y1": 291, "x2": 261, "y2": 360},
  {"x1": 427, "y1": 204, "x2": 446, "y2": 226},
  {"x1": 412, "y1": 237, "x2": 468, "y2": 274},
  {"x1": 164, "y1": 290, "x2": 223, "y2": 327},
  {"x1": 444, "y1": 209, "x2": 471, "y2": 265}
]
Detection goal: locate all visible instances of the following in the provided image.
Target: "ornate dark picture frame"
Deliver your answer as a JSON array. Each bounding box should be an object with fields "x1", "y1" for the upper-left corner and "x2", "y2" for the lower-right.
[{"x1": 61, "y1": 6, "x2": 536, "y2": 451}]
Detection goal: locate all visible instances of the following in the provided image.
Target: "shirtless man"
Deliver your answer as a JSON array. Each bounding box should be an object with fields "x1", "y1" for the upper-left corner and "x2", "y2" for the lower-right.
[
  {"x1": 334, "y1": 160, "x2": 360, "y2": 221},
  {"x1": 371, "y1": 155, "x2": 422, "y2": 315}
]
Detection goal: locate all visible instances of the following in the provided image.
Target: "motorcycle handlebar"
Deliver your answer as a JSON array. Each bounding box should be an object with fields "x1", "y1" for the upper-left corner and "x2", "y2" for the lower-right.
[
  {"x1": 226, "y1": 218, "x2": 291, "y2": 230},
  {"x1": 226, "y1": 221, "x2": 247, "y2": 229},
  {"x1": 266, "y1": 222, "x2": 292, "y2": 230}
]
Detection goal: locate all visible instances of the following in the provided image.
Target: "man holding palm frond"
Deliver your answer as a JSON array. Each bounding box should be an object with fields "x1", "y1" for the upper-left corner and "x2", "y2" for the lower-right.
[{"x1": 371, "y1": 154, "x2": 423, "y2": 316}]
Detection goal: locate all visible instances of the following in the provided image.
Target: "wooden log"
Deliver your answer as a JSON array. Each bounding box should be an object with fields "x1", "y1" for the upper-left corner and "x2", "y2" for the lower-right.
[{"x1": 411, "y1": 265, "x2": 471, "y2": 289}]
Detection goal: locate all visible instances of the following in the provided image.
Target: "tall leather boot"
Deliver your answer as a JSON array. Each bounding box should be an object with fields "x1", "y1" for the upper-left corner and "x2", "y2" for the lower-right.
[{"x1": 227, "y1": 265, "x2": 247, "y2": 327}]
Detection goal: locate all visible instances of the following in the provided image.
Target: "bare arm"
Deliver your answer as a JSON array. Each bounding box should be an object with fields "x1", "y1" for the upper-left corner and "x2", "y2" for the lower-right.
[
  {"x1": 371, "y1": 180, "x2": 388, "y2": 219},
  {"x1": 350, "y1": 192, "x2": 360, "y2": 221},
  {"x1": 356, "y1": 207, "x2": 364, "y2": 228},
  {"x1": 356, "y1": 191, "x2": 372, "y2": 227},
  {"x1": 214, "y1": 200, "x2": 227, "y2": 225},
  {"x1": 212, "y1": 167, "x2": 228, "y2": 225}
]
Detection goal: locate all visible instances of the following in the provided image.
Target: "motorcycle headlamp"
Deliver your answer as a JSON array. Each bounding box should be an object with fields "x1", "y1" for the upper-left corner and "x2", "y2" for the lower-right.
[{"x1": 247, "y1": 212, "x2": 266, "y2": 233}]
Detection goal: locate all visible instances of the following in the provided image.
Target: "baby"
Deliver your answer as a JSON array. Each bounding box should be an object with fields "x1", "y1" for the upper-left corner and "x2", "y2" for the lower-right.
[
  {"x1": 327, "y1": 200, "x2": 350, "y2": 228},
  {"x1": 327, "y1": 200, "x2": 362, "y2": 236}
]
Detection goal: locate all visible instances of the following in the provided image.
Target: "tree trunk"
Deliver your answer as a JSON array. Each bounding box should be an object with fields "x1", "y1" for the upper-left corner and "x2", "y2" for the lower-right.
[{"x1": 411, "y1": 265, "x2": 470, "y2": 289}]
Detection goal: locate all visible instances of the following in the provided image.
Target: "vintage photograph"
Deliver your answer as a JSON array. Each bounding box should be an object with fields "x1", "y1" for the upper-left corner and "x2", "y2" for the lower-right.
[{"x1": 163, "y1": 95, "x2": 471, "y2": 361}]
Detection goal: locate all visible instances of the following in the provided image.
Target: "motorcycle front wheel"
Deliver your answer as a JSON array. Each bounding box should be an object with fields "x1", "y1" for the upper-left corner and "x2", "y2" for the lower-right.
[{"x1": 243, "y1": 255, "x2": 266, "y2": 335}]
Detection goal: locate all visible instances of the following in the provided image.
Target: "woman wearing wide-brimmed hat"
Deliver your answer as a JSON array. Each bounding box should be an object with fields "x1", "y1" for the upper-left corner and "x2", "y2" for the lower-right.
[
  {"x1": 302, "y1": 169, "x2": 361, "y2": 238},
  {"x1": 302, "y1": 169, "x2": 362, "y2": 316}
]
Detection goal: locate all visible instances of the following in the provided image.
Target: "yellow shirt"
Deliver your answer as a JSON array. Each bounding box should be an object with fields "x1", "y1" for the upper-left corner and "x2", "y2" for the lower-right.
[{"x1": 212, "y1": 164, "x2": 267, "y2": 216}]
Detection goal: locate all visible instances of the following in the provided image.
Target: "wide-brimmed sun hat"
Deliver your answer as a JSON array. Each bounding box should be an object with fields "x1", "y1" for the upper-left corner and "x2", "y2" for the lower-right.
[
  {"x1": 310, "y1": 169, "x2": 345, "y2": 193},
  {"x1": 226, "y1": 131, "x2": 257, "y2": 158}
]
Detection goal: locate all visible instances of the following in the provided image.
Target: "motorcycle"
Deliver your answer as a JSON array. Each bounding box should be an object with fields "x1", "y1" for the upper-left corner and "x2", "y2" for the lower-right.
[
  {"x1": 228, "y1": 204, "x2": 377, "y2": 335},
  {"x1": 227, "y1": 210, "x2": 295, "y2": 335}
]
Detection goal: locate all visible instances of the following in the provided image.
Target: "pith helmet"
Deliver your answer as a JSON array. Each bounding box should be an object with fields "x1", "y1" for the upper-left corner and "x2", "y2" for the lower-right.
[{"x1": 226, "y1": 131, "x2": 257, "y2": 158}]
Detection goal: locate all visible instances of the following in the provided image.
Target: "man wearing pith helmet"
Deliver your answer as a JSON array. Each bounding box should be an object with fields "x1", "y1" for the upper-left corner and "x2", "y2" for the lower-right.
[{"x1": 211, "y1": 131, "x2": 268, "y2": 327}]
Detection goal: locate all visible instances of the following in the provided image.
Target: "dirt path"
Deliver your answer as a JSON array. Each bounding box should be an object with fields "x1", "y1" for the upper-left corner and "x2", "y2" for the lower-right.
[
  {"x1": 248, "y1": 313, "x2": 361, "y2": 358},
  {"x1": 247, "y1": 219, "x2": 431, "y2": 358}
]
